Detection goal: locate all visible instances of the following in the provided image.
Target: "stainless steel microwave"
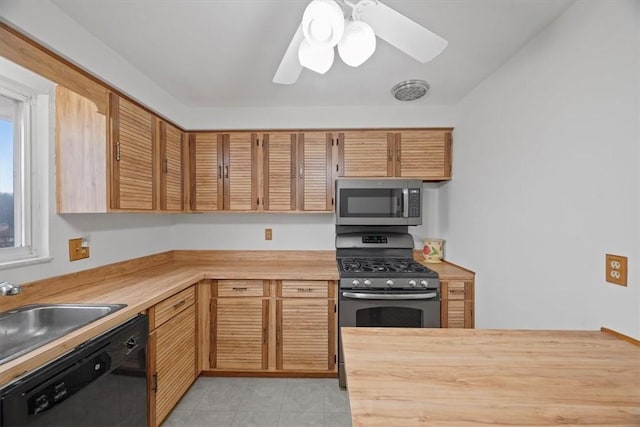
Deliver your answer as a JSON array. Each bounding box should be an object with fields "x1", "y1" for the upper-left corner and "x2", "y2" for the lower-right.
[{"x1": 335, "y1": 179, "x2": 423, "y2": 226}]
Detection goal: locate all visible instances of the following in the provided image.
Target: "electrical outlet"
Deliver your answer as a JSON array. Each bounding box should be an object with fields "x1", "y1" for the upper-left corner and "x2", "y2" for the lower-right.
[
  {"x1": 265, "y1": 228, "x2": 272, "y2": 241},
  {"x1": 68, "y1": 238, "x2": 90, "y2": 261},
  {"x1": 605, "y1": 254, "x2": 627, "y2": 286}
]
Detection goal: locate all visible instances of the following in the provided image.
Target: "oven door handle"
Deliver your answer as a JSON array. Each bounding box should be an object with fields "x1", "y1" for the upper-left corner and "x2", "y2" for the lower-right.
[
  {"x1": 342, "y1": 291, "x2": 438, "y2": 300},
  {"x1": 402, "y1": 188, "x2": 409, "y2": 218}
]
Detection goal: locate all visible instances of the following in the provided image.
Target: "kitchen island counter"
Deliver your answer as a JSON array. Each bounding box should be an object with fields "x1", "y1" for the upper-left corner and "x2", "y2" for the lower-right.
[{"x1": 341, "y1": 327, "x2": 640, "y2": 426}]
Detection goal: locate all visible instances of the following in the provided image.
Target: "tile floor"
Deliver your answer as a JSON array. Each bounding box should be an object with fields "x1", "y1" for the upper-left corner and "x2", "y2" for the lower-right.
[{"x1": 162, "y1": 377, "x2": 352, "y2": 427}]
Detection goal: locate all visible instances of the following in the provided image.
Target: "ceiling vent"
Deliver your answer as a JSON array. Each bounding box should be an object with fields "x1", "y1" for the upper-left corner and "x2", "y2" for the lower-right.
[{"x1": 391, "y1": 79, "x2": 430, "y2": 101}]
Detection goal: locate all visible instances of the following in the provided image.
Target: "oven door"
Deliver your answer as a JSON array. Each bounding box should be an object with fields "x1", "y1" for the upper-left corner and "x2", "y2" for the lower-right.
[
  {"x1": 337, "y1": 289, "x2": 439, "y2": 387},
  {"x1": 339, "y1": 290, "x2": 440, "y2": 329}
]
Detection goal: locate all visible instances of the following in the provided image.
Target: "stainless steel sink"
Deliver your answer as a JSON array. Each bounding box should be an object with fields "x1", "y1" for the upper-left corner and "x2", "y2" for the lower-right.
[{"x1": 0, "y1": 304, "x2": 126, "y2": 365}]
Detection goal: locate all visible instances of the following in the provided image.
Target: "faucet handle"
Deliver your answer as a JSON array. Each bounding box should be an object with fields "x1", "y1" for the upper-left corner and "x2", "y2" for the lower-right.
[{"x1": 0, "y1": 281, "x2": 22, "y2": 296}]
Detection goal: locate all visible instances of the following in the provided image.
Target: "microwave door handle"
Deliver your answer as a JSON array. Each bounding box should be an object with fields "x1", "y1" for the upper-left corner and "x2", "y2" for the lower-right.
[
  {"x1": 342, "y1": 292, "x2": 438, "y2": 300},
  {"x1": 402, "y1": 188, "x2": 409, "y2": 218}
]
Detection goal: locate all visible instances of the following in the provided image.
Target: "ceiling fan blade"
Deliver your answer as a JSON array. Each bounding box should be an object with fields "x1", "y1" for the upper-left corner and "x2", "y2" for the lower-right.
[
  {"x1": 357, "y1": 1, "x2": 448, "y2": 63},
  {"x1": 273, "y1": 24, "x2": 304, "y2": 84}
]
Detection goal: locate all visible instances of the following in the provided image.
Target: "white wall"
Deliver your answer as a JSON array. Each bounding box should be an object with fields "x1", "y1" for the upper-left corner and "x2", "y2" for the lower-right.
[
  {"x1": 172, "y1": 214, "x2": 335, "y2": 250},
  {"x1": 186, "y1": 105, "x2": 457, "y2": 130},
  {"x1": 440, "y1": 0, "x2": 640, "y2": 337}
]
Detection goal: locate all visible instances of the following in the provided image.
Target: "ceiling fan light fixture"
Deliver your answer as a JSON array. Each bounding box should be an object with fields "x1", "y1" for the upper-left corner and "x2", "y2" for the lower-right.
[
  {"x1": 298, "y1": 39, "x2": 335, "y2": 74},
  {"x1": 338, "y1": 20, "x2": 376, "y2": 67},
  {"x1": 301, "y1": 0, "x2": 345, "y2": 48}
]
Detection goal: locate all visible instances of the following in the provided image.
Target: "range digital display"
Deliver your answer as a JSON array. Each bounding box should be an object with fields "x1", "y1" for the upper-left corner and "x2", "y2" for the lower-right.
[{"x1": 362, "y1": 235, "x2": 388, "y2": 244}]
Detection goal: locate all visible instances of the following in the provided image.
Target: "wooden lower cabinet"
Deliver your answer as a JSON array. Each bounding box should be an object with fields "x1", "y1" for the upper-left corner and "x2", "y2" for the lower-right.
[
  {"x1": 276, "y1": 281, "x2": 336, "y2": 371},
  {"x1": 212, "y1": 297, "x2": 269, "y2": 370},
  {"x1": 440, "y1": 280, "x2": 474, "y2": 328},
  {"x1": 208, "y1": 279, "x2": 336, "y2": 375},
  {"x1": 210, "y1": 280, "x2": 269, "y2": 370},
  {"x1": 148, "y1": 288, "x2": 197, "y2": 426}
]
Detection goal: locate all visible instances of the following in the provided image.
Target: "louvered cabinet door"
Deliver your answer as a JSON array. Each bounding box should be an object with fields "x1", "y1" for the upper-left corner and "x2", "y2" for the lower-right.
[
  {"x1": 225, "y1": 133, "x2": 258, "y2": 211},
  {"x1": 339, "y1": 131, "x2": 394, "y2": 177},
  {"x1": 160, "y1": 122, "x2": 183, "y2": 211},
  {"x1": 263, "y1": 132, "x2": 296, "y2": 211},
  {"x1": 190, "y1": 133, "x2": 223, "y2": 211},
  {"x1": 277, "y1": 298, "x2": 332, "y2": 371},
  {"x1": 110, "y1": 94, "x2": 155, "y2": 210},
  {"x1": 396, "y1": 130, "x2": 452, "y2": 179},
  {"x1": 440, "y1": 280, "x2": 475, "y2": 328},
  {"x1": 151, "y1": 304, "x2": 197, "y2": 426},
  {"x1": 299, "y1": 132, "x2": 332, "y2": 211},
  {"x1": 212, "y1": 297, "x2": 268, "y2": 370}
]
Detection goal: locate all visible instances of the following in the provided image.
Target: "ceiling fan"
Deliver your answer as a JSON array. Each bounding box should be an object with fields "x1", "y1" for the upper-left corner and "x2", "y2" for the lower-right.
[{"x1": 272, "y1": 0, "x2": 448, "y2": 84}]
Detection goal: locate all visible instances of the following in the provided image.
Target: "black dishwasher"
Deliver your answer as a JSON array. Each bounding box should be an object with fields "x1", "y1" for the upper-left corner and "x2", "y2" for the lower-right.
[{"x1": 0, "y1": 314, "x2": 148, "y2": 427}]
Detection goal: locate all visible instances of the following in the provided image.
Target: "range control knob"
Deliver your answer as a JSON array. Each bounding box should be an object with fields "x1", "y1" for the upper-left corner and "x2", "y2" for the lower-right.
[
  {"x1": 408, "y1": 280, "x2": 417, "y2": 287},
  {"x1": 363, "y1": 279, "x2": 372, "y2": 286},
  {"x1": 385, "y1": 280, "x2": 394, "y2": 287},
  {"x1": 420, "y1": 280, "x2": 429, "y2": 288},
  {"x1": 351, "y1": 279, "x2": 360, "y2": 287}
]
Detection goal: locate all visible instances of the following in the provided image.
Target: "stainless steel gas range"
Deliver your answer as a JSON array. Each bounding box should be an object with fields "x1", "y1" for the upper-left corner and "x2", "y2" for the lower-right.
[{"x1": 336, "y1": 227, "x2": 440, "y2": 388}]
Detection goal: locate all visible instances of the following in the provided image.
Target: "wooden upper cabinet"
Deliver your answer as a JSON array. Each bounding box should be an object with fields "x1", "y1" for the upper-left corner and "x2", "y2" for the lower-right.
[
  {"x1": 395, "y1": 130, "x2": 452, "y2": 179},
  {"x1": 189, "y1": 132, "x2": 258, "y2": 211},
  {"x1": 263, "y1": 132, "x2": 297, "y2": 211},
  {"x1": 262, "y1": 132, "x2": 333, "y2": 212},
  {"x1": 110, "y1": 94, "x2": 156, "y2": 210},
  {"x1": 338, "y1": 131, "x2": 394, "y2": 177},
  {"x1": 56, "y1": 86, "x2": 108, "y2": 213},
  {"x1": 159, "y1": 121, "x2": 184, "y2": 211},
  {"x1": 225, "y1": 132, "x2": 259, "y2": 211},
  {"x1": 189, "y1": 133, "x2": 223, "y2": 211},
  {"x1": 298, "y1": 132, "x2": 333, "y2": 211}
]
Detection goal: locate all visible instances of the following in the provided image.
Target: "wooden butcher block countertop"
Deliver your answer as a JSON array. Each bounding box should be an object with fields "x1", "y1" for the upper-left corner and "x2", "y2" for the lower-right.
[
  {"x1": 341, "y1": 328, "x2": 640, "y2": 426},
  {"x1": 0, "y1": 250, "x2": 339, "y2": 386}
]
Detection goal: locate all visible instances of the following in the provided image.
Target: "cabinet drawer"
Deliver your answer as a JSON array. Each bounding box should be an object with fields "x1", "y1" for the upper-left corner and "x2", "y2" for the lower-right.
[
  {"x1": 446, "y1": 281, "x2": 466, "y2": 300},
  {"x1": 217, "y1": 280, "x2": 265, "y2": 297},
  {"x1": 151, "y1": 286, "x2": 195, "y2": 329},
  {"x1": 281, "y1": 280, "x2": 329, "y2": 298}
]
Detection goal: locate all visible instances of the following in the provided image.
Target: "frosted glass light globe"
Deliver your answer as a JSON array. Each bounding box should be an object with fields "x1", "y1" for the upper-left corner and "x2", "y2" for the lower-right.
[
  {"x1": 301, "y1": 0, "x2": 345, "y2": 48},
  {"x1": 338, "y1": 20, "x2": 376, "y2": 67},
  {"x1": 298, "y1": 39, "x2": 335, "y2": 74}
]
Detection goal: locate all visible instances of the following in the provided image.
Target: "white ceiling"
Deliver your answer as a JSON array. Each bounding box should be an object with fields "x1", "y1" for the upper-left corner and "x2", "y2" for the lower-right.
[{"x1": 50, "y1": 0, "x2": 574, "y2": 109}]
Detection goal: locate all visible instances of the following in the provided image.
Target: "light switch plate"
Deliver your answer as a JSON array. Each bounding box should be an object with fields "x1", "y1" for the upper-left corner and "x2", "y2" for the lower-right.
[
  {"x1": 265, "y1": 228, "x2": 272, "y2": 241},
  {"x1": 605, "y1": 254, "x2": 627, "y2": 286}
]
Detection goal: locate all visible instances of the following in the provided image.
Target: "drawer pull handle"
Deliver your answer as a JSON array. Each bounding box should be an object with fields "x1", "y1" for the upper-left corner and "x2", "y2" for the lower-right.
[
  {"x1": 232, "y1": 287, "x2": 248, "y2": 291},
  {"x1": 173, "y1": 299, "x2": 186, "y2": 309},
  {"x1": 297, "y1": 288, "x2": 314, "y2": 292}
]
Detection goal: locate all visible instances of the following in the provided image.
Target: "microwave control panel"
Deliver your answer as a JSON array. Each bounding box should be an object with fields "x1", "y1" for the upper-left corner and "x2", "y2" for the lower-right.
[{"x1": 408, "y1": 189, "x2": 421, "y2": 217}]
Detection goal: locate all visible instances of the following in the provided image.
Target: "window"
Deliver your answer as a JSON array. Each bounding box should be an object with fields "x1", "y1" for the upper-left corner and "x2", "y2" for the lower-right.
[{"x1": 0, "y1": 58, "x2": 50, "y2": 266}]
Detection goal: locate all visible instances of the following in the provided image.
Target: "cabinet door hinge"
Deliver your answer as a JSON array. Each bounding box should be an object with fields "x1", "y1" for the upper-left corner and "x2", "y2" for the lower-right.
[
  {"x1": 152, "y1": 372, "x2": 158, "y2": 392},
  {"x1": 334, "y1": 354, "x2": 337, "y2": 363},
  {"x1": 334, "y1": 303, "x2": 336, "y2": 313},
  {"x1": 331, "y1": 197, "x2": 334, "y2": 206}
]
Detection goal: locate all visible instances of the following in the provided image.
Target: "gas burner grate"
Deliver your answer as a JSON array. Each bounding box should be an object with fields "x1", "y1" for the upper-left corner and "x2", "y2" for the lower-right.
[{"x1": 339, "y1": 257, "x2": 433, "y2": 274}]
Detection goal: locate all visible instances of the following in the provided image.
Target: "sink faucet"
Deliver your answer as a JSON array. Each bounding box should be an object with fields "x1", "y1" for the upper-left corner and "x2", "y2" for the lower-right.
[{"x1": 0, "y1": 281, "x2": 22, "y2": 296}]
